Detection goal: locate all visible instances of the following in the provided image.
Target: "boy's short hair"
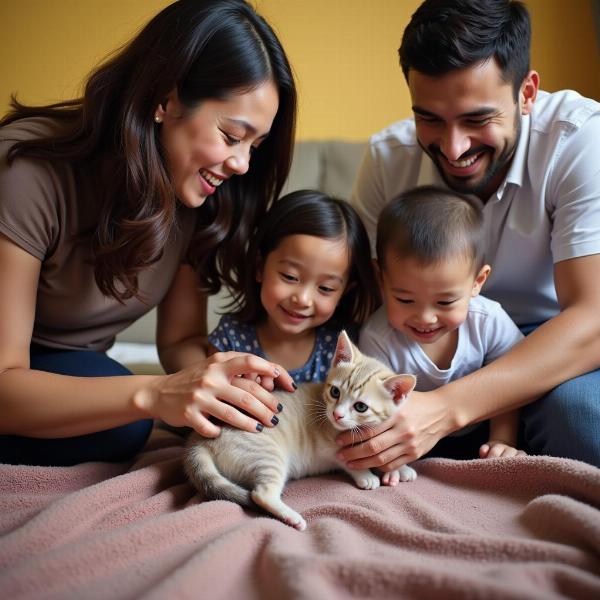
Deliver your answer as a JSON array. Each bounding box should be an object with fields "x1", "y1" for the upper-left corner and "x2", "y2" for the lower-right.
[{"x1": 376, "y1": 185, "x2": 485, "y2": 271}]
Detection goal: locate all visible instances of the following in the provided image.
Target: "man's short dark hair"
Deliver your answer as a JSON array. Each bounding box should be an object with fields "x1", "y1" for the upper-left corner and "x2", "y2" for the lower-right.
[
  {"x1": 376, "y1": 185, "x2": 486, "y2": 272},
  {"x1": 399, "y1": 0, "x2": 531, "y2": 99}
]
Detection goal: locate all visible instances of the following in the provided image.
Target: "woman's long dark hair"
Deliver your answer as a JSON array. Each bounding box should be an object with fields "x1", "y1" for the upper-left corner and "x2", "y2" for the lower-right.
[
  {"x1": 232, "y1": 190, "x2": 380, "y2": 328},
  {"x1": 0, "y1": 0, "x2": 296, "y2": 300}
]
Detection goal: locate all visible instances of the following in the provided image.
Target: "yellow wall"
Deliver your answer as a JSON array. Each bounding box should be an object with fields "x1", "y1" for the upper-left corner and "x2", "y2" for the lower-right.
[{"x1": 1, "y1": 0, "x2": 599, "y2": 141}]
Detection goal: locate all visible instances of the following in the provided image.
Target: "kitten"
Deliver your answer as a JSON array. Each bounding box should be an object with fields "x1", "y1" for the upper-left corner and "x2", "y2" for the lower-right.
[{"x1": 184, "y1": 331, "x2": 417, "y2": 531}]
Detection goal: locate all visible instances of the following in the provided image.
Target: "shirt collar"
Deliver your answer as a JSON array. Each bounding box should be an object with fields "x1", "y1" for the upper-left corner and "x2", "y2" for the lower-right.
[{"x1": 502, "y1": 112, "x2": 530, "y2": 189}]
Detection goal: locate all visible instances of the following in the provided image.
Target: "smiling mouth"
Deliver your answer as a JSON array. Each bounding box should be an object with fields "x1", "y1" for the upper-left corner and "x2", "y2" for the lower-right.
[
  {"x1": 408, "y1": 325, "x2": 443, "y2": 339},
  {"x1": 447, "y1": 154, "x2": 479, "y2": 168},
  {"x1": 281, "y1": 306, "x2": 311, "y2": 320},
  {"x1": 199, "y1": 168, "x2": 225, "y2": 187}
]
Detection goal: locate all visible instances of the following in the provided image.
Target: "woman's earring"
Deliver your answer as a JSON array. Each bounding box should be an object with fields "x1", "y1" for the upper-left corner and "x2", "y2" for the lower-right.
[{"x1": 154, "y1": 114, "x2": 162, "y2": 123}]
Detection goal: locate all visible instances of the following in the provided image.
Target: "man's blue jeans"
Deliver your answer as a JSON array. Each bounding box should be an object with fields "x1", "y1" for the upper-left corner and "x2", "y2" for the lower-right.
[
  {"x1": 518, "y1": 322, "x2": 600, "y2": 467},
  {"x1": 0, "y1": 346, "x2": 153, "y2": 466},
  {"x1": 425, "y1": 323, "x2": 600, "y2": 468},
  {"x1": 520, "y1": 369, "x2": 600, "y2": 467}
]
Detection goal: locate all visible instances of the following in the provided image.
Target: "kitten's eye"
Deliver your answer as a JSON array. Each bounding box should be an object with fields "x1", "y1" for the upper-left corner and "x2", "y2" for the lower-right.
[
  {"x1": 353, "y1": 402, "x2": 368, "y2": 413},
  {"x1": 329, "y1": 385, "x2": 340, "y2": 399}
]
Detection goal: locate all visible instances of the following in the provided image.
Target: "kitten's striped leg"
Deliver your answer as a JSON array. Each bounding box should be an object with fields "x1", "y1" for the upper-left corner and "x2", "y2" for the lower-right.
[{"x1": 251, "y1": 480, "x2": 307, "y2": 531}]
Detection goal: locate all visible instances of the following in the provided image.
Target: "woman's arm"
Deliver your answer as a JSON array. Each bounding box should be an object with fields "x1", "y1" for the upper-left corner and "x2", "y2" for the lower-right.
[
  {"x1": 0, "y1": 236, "x2": 292, "y2": 439},
  {"x1": 336, "y1": 254, "x2": 600, "y2": 470},
  {"x1": 156, "y1": 263, "x2": 210, "y2": 373}
]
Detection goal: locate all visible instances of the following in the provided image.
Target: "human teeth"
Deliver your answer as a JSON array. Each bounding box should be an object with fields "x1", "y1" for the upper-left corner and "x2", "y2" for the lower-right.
[
  {"x1": 449, "y1": 155, "x2": 478, "y2": 168},
  {"x1": 200, "y1": 169, "x2": 224, "y2": 187}
]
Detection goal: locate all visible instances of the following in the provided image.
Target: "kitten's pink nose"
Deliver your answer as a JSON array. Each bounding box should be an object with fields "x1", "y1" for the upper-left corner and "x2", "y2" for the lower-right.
[{"x1": 333, "y1": 410, "x2": 344, "y2": 421}]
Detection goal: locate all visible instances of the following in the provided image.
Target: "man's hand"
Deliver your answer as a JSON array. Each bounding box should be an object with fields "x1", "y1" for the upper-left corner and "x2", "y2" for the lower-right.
[{"x1": 335, "y1": 389, "x2": 451, "y2": 471}]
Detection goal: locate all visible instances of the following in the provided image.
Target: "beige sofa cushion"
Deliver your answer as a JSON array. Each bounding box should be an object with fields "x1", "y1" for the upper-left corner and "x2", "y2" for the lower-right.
[{"x1": 282, "y1": 140, "x2": 366, "y2": 200}]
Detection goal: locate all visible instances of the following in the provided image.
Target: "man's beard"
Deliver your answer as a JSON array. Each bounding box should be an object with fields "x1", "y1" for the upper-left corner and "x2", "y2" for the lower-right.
[{"x1": 423, "y1": 115, "x2": 521, "y2": 198}]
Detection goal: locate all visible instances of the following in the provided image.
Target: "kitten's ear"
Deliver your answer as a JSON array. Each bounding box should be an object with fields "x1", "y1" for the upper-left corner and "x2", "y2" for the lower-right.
[
  {"x1": 383, "y1": 374, "x2": 417, "y2": 405},
  {"x1": 333, "y1": 330, "x2": 355, "y2": 366}
]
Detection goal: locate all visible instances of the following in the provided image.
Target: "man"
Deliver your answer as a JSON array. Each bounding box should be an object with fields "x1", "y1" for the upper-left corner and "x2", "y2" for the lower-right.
[{"x1": 336, "y1": 0, "x2": 600, "y2": 469}]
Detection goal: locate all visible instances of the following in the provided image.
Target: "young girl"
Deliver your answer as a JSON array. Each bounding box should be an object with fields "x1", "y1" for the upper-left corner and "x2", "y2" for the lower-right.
[{"x1": 209, "y1": 190, "x2": 380, "y2": 385}]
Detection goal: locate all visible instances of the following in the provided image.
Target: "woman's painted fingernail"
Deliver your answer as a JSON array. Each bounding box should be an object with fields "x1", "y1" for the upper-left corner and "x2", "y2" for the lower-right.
[
  {"x1": 271, "y1": 415, "x2": 279, "y2": 426},
  {"x1": 292, "y1": 381, "x2": 298, "y2": 390},
  {"x1": 273, "y1": 368, "x2": 280, "y2": 377},
  {"x1": 277, "y1": 403, "x2": 284, "y2": 413},
  {"x1": 256, "y1": 423, "x2": 264, "y2": 432}
]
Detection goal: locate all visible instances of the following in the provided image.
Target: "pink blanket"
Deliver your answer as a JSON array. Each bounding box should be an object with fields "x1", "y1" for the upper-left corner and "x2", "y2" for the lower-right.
[{"x1": 1, "y1": 429, "x2": 599, "y2": 599}]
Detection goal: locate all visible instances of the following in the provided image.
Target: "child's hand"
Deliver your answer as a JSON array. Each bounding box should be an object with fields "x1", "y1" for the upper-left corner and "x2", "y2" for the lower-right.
[{"x1": 479, "y1": 440, "x2": 527, "y2": 459}]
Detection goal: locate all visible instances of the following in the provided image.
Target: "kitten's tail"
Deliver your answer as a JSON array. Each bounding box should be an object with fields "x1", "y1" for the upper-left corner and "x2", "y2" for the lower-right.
[{"x1": 184, "y1": 444, "x2": 252, "y2": 507}]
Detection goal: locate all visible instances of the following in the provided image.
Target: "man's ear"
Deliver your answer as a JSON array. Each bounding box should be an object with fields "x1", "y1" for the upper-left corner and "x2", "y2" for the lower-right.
[
  {"x1": 520, "y1": 70, "x2": 539, "y2": 116},
  {"x1": 471, "y1": 264, "x2": 491, "y2": 297}
]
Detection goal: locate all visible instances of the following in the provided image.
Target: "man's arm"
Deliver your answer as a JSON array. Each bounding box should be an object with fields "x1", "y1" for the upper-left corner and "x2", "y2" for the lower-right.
[{"x1": 336, "y1": 254, "x2": 600, "y2": 471}]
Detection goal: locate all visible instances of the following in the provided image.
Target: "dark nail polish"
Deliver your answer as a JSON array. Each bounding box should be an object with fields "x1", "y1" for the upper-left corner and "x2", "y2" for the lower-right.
[
  {"x1": 271, "y1": 415, "x2": 279, "y2": 426},
  {"x1": 292, "y1": 382, "x2": 298, "y2": 390},
  {"x1": 277, "y1": 403, "x2": 283, "y2": 413},
  {"x1": 256, "y1": 423, "x2": 264, "y2": 432}
]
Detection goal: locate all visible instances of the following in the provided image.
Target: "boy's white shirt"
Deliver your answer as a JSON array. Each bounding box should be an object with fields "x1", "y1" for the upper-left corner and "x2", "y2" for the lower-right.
[{"x1": 359, "y1": 295, "x2": 523, "y2": 392}]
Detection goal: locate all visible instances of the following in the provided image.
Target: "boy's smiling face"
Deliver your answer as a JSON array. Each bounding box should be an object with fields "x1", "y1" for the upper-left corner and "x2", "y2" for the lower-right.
[{"x1": 378, "y1": 249, "x2": 490, "y2": 346}]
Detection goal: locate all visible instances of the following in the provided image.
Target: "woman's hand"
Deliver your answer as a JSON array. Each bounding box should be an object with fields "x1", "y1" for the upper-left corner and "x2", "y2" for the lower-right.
[
  {"x1": 133, "y1": 351, "x2": 294, "y2": 437},
  {"x1": 335, "y1": 390, "x2": 450, "y2": 471}
]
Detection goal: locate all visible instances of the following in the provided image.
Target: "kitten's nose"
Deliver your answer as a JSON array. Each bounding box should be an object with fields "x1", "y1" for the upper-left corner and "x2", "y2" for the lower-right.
[{"x1": 333, "y1": 410, "x2": 344, "y2": 421}]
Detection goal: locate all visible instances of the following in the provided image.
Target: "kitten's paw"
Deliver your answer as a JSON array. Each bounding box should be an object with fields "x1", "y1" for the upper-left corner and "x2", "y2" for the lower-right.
[
  {"x1": 355, "y1": 472, "x2": 381, "y2": 490},
  {"x1": 397, "y1": 465, "x2": 417, "y2": 482}
]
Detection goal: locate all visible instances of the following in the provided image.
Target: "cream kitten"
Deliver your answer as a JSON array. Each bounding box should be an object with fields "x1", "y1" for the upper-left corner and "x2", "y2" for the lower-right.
[{"x1": 184, "y1": 331, "x2": 416, "y2": 530}]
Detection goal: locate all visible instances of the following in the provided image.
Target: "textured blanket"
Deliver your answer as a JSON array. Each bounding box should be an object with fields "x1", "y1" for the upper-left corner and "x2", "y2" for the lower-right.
[{"x1": 1, "y1": 429, "x2": 599, "y2": 600}]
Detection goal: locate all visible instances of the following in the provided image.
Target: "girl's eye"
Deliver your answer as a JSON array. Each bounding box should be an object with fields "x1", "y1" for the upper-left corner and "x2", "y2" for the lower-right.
[
  {"x1": 353, "y1": 401, "x2": 368, "y2": 413},
  {"x1": 438, "y1": 299, "x2": 457, "y2": 306},
  {"x1": 319, "y1": 286, "x2": 336, "y2": 294},
  {"x1": 330, "y1": 385, "x2": 340, "y2": 399},
  {"x1": 395, "y1": 298, "x2": 413, "y2": 304},
  {"x1": 280, "y1": 272, "x2": 297, "y2": 282}
]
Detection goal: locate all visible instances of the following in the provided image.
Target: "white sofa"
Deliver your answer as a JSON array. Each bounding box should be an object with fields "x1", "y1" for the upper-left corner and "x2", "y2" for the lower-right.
[{"x1": 108, "y1": 140, "x2": 367, "y2": 373}]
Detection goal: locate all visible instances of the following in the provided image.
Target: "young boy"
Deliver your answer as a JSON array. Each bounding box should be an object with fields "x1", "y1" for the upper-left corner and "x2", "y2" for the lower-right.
[{"x1": 360, "y1": 186, "x2": 525, "y2": 483}]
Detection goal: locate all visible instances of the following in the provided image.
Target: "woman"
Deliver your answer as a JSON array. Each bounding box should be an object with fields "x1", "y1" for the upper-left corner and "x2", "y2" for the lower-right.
[{"x1": 0, "y1": 0, "x2": 297, "y2": 466}]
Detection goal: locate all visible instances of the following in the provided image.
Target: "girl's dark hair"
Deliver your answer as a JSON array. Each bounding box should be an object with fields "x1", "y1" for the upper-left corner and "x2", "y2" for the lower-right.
[
  {"x1": 0, "y1": 0, "x2": 296, "y2": 300},
  {"x1": 399, "y1": 0, "x2": 530, "y2": 100},
  {"x1": 377, "y1": 185, "x2": 485, "y2": 271},
  {"x1": 232, "y1": 189, "x2": 380, "y2": 327}
]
